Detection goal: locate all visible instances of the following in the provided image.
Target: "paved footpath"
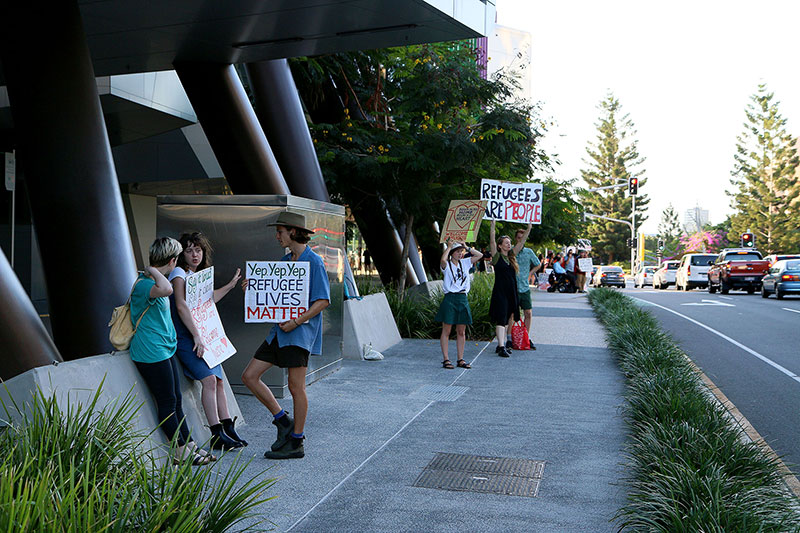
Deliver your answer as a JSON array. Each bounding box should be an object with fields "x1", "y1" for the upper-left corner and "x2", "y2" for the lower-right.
[{"x1": 224, "y1": 291, "x2": 628, "y2": 532}]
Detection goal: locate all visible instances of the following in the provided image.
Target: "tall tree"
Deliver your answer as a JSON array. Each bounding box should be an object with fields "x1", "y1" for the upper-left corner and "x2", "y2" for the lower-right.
[
  {"x1": 579, "y1": 93, "x2": 649, "y2": 264},
  {"x1": 728, "y1": 84, "x2": 800, "y2": 253},
  {"x1": 657, "y1": 203, "x2": 683, "y2": 255}
]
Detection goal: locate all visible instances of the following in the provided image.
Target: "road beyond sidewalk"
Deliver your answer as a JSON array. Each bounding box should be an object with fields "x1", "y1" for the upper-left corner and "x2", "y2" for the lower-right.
[{"x1": 229, "y1": 291, "x2": 628, "y2": 532}]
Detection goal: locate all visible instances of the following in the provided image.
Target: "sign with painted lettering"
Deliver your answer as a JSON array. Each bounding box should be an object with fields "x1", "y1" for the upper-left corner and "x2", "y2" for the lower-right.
[
  {"x1": 440, "y1": 200, "x2": 487, "y2": 243},
  {"x1": 480, "y1": 178, "x2": 543, "y2": 224},
  {"x1": 244, "y1": 261, "x2": 309, "y2": 323},
  {"x1": 185, "y1": 267, "x2": 237, "y2": 368},
  {"x1": 578, "y1": 258, "x2": 593, "y2": 272}
]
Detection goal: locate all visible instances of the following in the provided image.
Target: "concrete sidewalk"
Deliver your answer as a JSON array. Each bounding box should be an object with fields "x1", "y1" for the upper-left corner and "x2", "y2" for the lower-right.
[{"x1": 225, "y1": 291, "x2": 628, "y2": 532}]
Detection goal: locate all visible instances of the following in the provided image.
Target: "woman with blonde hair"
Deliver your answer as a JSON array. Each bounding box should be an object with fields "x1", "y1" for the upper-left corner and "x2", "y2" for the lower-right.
[{"x1": 488, "y1": 220, "x2": 531, "y2": 357}]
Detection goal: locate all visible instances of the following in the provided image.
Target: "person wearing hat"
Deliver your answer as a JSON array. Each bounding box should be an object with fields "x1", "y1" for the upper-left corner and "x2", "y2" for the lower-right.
[
  {"x1": 241, "y1": 211, "x2": 330, "y2": 459},
  {"x1": 435, "y1": 240, "x2": 484, "y2": 369}
]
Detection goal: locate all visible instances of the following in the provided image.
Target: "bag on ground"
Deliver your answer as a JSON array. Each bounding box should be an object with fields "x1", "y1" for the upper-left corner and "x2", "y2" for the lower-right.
[
  {"x1": 511, "y1": 320, "x2": 530, "y2": 350},
  {"x1": 362, "y1": 343, "x2": 384, "y2": 361}
]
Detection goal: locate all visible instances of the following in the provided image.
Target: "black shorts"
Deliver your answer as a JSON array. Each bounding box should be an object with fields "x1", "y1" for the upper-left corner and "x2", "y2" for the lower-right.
[{"x1": 253, "y1": 338, "x2": 309, "y2": 368}]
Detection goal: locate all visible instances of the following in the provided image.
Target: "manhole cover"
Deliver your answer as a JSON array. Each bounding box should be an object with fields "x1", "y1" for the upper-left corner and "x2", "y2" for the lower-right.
[
  {"x1": 413, "y1": 452, "x2": 545, "y2": 498},
  {"x1": 409, "y1": 384, "x2": 468, "y2": 402}
]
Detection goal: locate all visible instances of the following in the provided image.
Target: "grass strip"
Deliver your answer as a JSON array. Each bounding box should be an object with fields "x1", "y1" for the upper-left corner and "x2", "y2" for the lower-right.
[{"x1": 588, "y1": 288, "x2": 800, "y2": 532}]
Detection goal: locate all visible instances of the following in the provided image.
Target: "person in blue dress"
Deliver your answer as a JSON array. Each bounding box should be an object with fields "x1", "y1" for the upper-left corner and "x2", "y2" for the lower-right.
[
  {"x1": 169, "y1": 232, "x2": 244, "y2": 450},
  {"x1": 241, "y1": 212, "x2": 330, "y2": 460}
]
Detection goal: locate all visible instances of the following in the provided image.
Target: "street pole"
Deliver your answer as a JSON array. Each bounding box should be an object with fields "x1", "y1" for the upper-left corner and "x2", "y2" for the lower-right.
[{"x1": 631, "y1": 194, "x2": 636, "y2": 276}]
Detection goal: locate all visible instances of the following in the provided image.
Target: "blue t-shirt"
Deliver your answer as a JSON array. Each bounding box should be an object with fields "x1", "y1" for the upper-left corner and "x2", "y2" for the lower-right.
[
  {"x1": 265, "y1": 246, "x2": 331, "y2": 355},
  {"x1": 129, "y1": 273, "x2": 177, "y2": 364},
  {"x1": 515, "y1": 248, "x2": 541, "y2": 293}
]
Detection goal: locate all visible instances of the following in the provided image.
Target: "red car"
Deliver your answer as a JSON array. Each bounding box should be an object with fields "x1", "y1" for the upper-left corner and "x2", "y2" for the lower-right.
[{"x1": 707, "y1": 249, "x2": 770, "y2": 294}]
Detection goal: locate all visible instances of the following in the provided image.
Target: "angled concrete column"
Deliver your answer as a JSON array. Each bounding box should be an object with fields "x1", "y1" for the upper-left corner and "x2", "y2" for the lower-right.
[
  {"x1": 175, "y1": 63, "x2": 289, "y2": 194},
  {"x1": 1, "y1": 1, "x2": 137, "y2": 359},
  {"x1": 245, "y1": 60, "x2": 330, "y2": 202},
  {"x1": 0, "y1": 250, "x2": 62, "y2": 380}
]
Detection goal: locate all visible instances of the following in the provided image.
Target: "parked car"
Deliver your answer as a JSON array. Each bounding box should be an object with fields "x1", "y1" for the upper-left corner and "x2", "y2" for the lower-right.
[
  {"x1": 652, "y1": 260, "x2": 680, "y2": 289},
  {"x1": 763, "y1": 254, "x2": 800, "y2": 267},
  {"x1": 634, "y1": 266, "x2": 656, "y2": 288},
  {"x1": 760, "y1": 259, "x2": 800, "y2": 299},
  {"x1": 707, "y1": 249, "x2": 770, "y2": 294},
  {"x1": 592, "y1": 265, "x2": 625, "y2": 288},
  {"x1": 675, "y1": 253, "x2": 717, "y2": 291}
]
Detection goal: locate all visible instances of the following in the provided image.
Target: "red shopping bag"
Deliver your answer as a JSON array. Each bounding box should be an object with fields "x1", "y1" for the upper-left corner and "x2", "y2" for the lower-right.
[{"x1": 511, "y1": 320, "x2": 530, "y2": 350}]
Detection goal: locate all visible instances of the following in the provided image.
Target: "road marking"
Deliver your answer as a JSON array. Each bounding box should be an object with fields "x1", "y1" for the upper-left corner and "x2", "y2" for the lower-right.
[
  {"x1": 631, "y1": 297, "x2": 799, "y2": 380},
  {"x1": 681, "y1": 299, "x2": 735, "y2": 307},
  {"x1": 783, "y1": 308, "x2": 800, "y2": 315},
  {"x1": 719, "y1": 296, "x2": 734, "y2": 300}
]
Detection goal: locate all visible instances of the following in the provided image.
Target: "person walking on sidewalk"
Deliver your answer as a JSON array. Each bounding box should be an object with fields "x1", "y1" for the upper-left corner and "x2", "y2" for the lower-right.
[
  {"x1": 488, "y1": 220, "x2": 531, "y2": 357},
  {"x1": 435, "y1": 240, "x2": 483, "y2": 369},
  {"x1": 510, "y1": 228, "x2": 540, "y2": 350},
  {"x1": 241, "y1": 212, "x2": 330, "y2": 460}
]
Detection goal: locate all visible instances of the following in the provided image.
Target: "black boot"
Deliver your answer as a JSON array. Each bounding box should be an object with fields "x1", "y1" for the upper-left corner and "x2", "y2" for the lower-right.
[
  {"x1": 271, "y1": 413, "x2": 294, "y2": 452},
  {"x1": 221, "y1": 417, "x2": 248, "y2": 446},
  {"x1": 264, "y1": 435, "x2": 304, "y2": 459},
  {"x1": 210, "y1": 423, "x2": 243, "y2": 450}
]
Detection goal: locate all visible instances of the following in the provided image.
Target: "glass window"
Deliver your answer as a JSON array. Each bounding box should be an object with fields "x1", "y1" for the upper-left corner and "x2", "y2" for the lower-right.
[
  {"x1": 785, "y1": 260, "x2": 800, "y2": 271},
  {"x1": 690, "y1": 255, "x2": 717, "y2": 266},
  {"x1": 724, "y1": 253, "x2": 762, "y2": 261}
]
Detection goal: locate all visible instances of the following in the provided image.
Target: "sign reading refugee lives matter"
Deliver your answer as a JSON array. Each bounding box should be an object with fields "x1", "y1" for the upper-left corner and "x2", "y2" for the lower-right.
[
  {"x1": 480, "y1": 178, "x2": 543, "y2": 224},
  {"x1": 439, "y1": 200, "x2": 487, "y2": 243},
  {"x1": 185, "y1": 267, "x2": 237, "y2": 368},
  {"x1": 244, "y1": 261, "x2": 309, "y2": 323}
]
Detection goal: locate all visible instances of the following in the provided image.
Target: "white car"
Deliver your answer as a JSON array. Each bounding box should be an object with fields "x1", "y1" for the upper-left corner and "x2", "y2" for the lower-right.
[
  {"x1": 675, "y1": 253, "x2": 717, "y2": 291},
  {"x1": 634, "y1": 266, "x2": 656, "y2": 288},
  {"x1": 653, "y1": 260, "x2": 681, "y2": 289}
]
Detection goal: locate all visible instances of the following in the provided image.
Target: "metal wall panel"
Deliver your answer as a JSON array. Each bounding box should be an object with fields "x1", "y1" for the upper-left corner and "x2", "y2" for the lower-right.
[{"x1": 157, "y1": 195, "x2": 344, "y2": 397}]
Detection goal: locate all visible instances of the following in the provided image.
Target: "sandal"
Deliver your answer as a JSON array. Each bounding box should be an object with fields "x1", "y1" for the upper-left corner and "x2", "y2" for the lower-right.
[
  {"x1": 456, "y1": 360, "x2": 471, "y2": 369},
  {"x1": 173, "y1": 451, "x2": 212, "y2": 466},
  {"x1": 442, "y1": 359, "x2": 454, "y2": 369}
]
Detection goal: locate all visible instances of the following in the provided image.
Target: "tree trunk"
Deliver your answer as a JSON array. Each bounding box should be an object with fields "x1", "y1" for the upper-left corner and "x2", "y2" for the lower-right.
[{"x1": 397, "y1": 213, "x2": 414, "y2": 300}]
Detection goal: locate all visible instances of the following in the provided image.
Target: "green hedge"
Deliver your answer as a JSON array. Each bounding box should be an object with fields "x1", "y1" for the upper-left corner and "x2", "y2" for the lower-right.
[{"x1": 588, "y1": 288, "x2": 800, "y2": 532}]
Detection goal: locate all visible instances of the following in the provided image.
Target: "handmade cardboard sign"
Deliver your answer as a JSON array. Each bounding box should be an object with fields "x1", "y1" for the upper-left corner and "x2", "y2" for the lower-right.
[
  {"x1": 185, "y1": 267, "x2": 237, "y2": 368},
  {"x1": 244, "y1": 261, "x2": 310, "y2": 323},
  {"x1": 578, "y1": 257, "x2": 593, "y2": 272},
  {"x1": 440, "y1": 200, "x2": 487, "y2": 243},
  {"x1": 480, "y1": 178, "x2": 543, "y2": 224}
]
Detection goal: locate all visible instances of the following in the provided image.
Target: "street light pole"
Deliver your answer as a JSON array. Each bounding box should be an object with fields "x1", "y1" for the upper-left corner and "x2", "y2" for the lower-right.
[{"x1": 631, "y1": 194, "x2": 636, "y2": 276}]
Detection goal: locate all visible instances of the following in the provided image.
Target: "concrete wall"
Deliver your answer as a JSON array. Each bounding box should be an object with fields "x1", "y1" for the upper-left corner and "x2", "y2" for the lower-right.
[
  {"x1": 342, "y1": 292, "x2": 402, "y2": 359},
  {"x1": 0, "y1": 351, "x2": 243, "y2": 448}
]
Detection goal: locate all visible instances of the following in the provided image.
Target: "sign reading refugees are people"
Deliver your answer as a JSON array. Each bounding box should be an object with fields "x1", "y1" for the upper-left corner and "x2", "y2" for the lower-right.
[
  {"x1": 480, "y1": 178, "x2": 543, "y2": 224},
  {"x1": 244, "y1": 261, "x2": 310, "y2": 323},
  {"x1": 185, "y1": 267, "x2": 237, "y2": 368},
  {"x1": 440, "y1": 200, "x2": 487, "y2": 243}
]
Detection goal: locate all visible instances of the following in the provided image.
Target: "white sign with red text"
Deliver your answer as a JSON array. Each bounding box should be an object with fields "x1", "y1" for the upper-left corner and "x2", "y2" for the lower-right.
[
  {"x1": 244, "y1": 261, "x2": 309, "y2": 323},
  {"x1": 185, "y1": 267, "x2": 237, "y2": 368},
  {"x1": 480, "y1": 178, "x2": 543, "y2": 224}
]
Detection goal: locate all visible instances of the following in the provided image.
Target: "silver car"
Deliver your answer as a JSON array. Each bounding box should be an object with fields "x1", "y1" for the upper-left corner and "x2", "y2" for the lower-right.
[
  {"x1": 653, "y1": 260, "x2": 681, "y2": 290},
  {"x1": 634, "y1": 266, "x2": 656, "y2": 288}
]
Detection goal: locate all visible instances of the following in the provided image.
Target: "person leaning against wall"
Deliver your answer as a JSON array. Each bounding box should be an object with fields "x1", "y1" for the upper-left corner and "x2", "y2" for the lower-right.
[{"x1": 241, "y1": 212, "x2": 330, "y2": 460}]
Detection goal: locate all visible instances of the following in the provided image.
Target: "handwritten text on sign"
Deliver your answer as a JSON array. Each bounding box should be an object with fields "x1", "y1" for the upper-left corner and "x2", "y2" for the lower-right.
[
  {"x1": 185, "y1": 267, "x2": 237, "y2": 368},
  {"x1": 480, "y1": 179, "x2": 543, "y2": 224},
  {"x1": 245, "y1": 261, "x2": 309, "y2": 323},
  {"x1": 440, "y1": 200, "x2": 486, "y2": 243}
]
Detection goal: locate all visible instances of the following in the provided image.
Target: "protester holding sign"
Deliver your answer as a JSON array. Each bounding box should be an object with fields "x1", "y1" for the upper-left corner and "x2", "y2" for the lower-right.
[
  {"x1": 488, "y1": 220, "x2": 531, "y2": 357},
  {"x1": 241, "y1": 211, "x2": 330, "y2": 460},
  {"x1": 512, "y1": 228, "x2": 540, "y2": 350},
  {"x1": 435, "y1": 240, "x2": 483, "y2": 369},
  {"x1": 131, "y1": 237, "x2": 214, "y2": 466},
  {"x1": 169, "y1": 232, "x2": 244, "y2": 450}
]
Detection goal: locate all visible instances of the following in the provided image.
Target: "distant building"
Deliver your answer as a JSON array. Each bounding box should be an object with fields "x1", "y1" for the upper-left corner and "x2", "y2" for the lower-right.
[
  {"x1": 684, "y1": 207, "x2": 709, "y2": 233},
  {"x1": 487, "y1": 24, "x2": 532, "y2": 101}
]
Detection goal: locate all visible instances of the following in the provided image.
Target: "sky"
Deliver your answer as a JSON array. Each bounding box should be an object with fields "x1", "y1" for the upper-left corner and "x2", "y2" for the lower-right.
[{"x1": 494, "y1": 0, "x2": 800, "y2": 234}]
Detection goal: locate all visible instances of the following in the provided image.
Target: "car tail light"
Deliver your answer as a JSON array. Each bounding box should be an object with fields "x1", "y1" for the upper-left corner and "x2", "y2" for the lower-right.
[
  {"x1": 781, "y1": 274, "x2": 800, "y2": 281},
  {"x1": 687, "y1": 266, "x2": 691, "y2": 275},
  {"x1": 601, "y1": 273, "x2": 607, "y2": 277}
]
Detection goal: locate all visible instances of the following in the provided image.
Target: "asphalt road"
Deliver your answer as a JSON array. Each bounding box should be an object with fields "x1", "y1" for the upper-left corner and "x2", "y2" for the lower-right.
[{"x1": 615, "y1": 281, "x2": 800, "y2": 473}]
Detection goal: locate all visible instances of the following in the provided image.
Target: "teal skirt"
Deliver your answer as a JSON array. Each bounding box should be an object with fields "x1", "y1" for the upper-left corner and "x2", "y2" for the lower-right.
[{"x1": 435, "y1": 292, "x2": 473, "y2": 325}]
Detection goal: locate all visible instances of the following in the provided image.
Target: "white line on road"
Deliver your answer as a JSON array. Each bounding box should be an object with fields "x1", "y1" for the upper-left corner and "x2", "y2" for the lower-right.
[
  {"x1": 681, "y1": 299, "x2": 735, "y2": 307},
  {"x1": 719, "y1": 296, "x2": 734, "y2": 300},
  {"x1": 632, "y1": 297, "x2": 799, "y2": 381},
  {"x1": 783, "y1": 308, "x2": 800, "y2": 315}
]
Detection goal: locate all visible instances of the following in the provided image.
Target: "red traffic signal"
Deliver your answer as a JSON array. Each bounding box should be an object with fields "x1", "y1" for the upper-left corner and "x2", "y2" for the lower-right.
[
  {"x1": 740, "y1": 232, "x2": 754, "y2": 248},
  {"x1": 628, "y1": 177, "x2": 639, "y2": 195}
]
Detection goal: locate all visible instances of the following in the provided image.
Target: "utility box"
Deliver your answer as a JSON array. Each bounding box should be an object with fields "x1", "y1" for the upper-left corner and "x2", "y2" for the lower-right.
[{"x1": 157, "y1": 195, "x2": 344, "y2": 397}]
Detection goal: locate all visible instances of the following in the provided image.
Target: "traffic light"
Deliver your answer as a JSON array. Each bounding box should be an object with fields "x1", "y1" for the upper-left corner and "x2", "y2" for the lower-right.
[
  {"x1": 657, "y1": 239, "x2": 665, "y2": 251},
  {"x1": 628, "y1": 176, "x2": 639, "y2": 196},
  {"x1": 631, "y1": 238, "x2": 637, "y2": 249},
  {"x1": 626, "y1": 238, "x2": 637, "y2": 248},
  {"x1": 741, "y1": 232, "x2": 754, "y2": 248}
]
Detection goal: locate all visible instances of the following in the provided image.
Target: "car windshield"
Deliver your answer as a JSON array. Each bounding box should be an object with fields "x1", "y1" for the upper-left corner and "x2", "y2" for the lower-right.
[
  {"x1": 785, "y1": 260, "x2": 800, "y2": 271},
  {"x1": 606, "y1": 267, "x2": 623, "y2": 273},
  {"x1": 778, "y1": 255, "x2": 800, "y2": 262},
  {"x1": 644, "y1": 267, "x2": 655, "y2": 273},
  {"x1": 690, "y1": 255, "x2": 716, "y2": 266},
  {"x1": 667, "y1": 263, "x2": 679, "y2": 270},
  {"x1": 725, "y1": 252, "x2": 762, "y2": 261}
]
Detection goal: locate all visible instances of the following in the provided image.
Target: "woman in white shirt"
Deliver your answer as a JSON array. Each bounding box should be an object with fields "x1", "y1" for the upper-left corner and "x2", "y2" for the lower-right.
[{"x1": 434, "y1": 241, "x2": 484, "y2": 369}]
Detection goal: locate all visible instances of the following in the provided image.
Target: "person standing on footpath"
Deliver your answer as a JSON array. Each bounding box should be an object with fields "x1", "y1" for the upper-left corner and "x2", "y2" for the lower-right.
[
  {"x1": 241, "y1": 212, "x2": 330, "y2": 460},
  {"x1": 510, "y1": 228, "x2": 540, "y2": 350},
  {"x1": 435, "y1": 240, "x2": 483, "y2": 369},
  {"x1": 488, "y1": 220, "x2": 531, "y2": 357},
  {"x1": 574, "y1": 250, "x2": 589, "y2": 293}
]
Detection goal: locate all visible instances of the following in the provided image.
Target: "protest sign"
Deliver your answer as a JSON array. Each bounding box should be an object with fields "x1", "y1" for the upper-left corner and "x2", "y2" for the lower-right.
[
  {"x1": 439, "y1": 200, "x2": 487, "y2": 243},
  {"x1": 244, "y1": 261, "x2": 310, "y2": 323},
  {"x1": 185, "y1": 267, "x2": 237, "y2": 368},
  {"x1": 480, "y1": 178, "x2": 543, "y2": 224},
  {"x1": 578, "y1": 257, "x2": 593, "y2": 272}
]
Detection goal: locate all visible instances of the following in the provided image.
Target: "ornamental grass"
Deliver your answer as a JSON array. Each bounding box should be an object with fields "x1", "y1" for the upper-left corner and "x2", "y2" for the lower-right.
[
  {"x1": 0, "y1": 385, "x2": 275, "y2": 532},
  {"x1": 588, "y1": 288, "x2": 800, "y2": 532}
]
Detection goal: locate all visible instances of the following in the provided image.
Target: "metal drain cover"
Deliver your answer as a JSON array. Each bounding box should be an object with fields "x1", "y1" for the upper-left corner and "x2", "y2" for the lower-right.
[
  {"x1": 413, "y1": 452, "x2": 545, "y2": 498},
  {"x1": 409, "y1": 384, "x2": 468, "y2": 402}
]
